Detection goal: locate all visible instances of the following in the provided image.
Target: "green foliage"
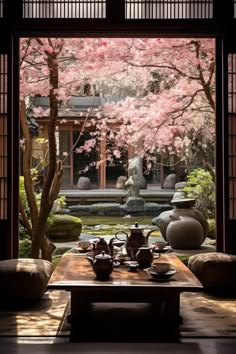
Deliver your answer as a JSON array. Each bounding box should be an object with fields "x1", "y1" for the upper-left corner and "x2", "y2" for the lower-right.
[
  {"x1": 19, "y1": 176, "x2": 66, "y2": 238},
  {"x1": 19, "y1": 176, "x2": 29, "y2": 215},
  {"x1": 19, "y1": 176, "x2": 32, "y2": 240},
  {"x1": 19, "y1": 238, "x2": 31, "y2": 258},
  {"x1": 19, "y1": 224, "x2": 28, "y2": 240},
  {"x1": 47, "y1": 213, "x2": 55, "y2": 227},
  {"x1": 177, "y1": 255, "x2": 190, "y2": 266},
  {"x1": 56, "y1": 195, "x2": 66, "y2": 213},
  {"x1": 207, "y1": 218, "x2": 216, "y2": 239},
  {"x1": 183, "y1": 168, "x2": 215, "y2": 219},
  {"x1": 47, "y1": 195, "x2": 67, "y2": 226},
  {"x1": 52, "y1": 254, "x2": 62, "y2": 271}
]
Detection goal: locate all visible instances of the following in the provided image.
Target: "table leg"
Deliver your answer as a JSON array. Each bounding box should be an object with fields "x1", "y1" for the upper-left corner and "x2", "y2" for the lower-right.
[
  {"x1": 69, "y1": 291, "x2": 92, "y2": 342},
  {"x1": 151, "y1": 292, "x2": 181, "y2": 340},
  {"x1": 162, "y1": 292, "x2": 180, "y2": 323}
]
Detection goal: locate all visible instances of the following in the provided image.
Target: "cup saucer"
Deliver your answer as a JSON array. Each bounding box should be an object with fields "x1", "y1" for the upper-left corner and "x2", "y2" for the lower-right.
[{"x1": 145, "y1": 268, "x2": 177, "y2": 281}]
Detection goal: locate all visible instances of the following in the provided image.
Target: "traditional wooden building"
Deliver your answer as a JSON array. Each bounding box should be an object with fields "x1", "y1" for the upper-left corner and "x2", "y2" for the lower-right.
[
  {"x1": 0, "y1": 0, "x2": 236, "y2": 259},
  {"x1": 30, "y1": 95, "x2": 130, "y2": 189}
]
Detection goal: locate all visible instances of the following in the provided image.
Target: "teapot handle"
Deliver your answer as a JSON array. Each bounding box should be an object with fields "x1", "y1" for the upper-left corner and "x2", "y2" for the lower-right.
[
  {"x1": 145, "y1": 229, "x2": 158, "y2": 244},
  {"x1": 115, "y1": 231, "x2": 128, "y2": 241}
]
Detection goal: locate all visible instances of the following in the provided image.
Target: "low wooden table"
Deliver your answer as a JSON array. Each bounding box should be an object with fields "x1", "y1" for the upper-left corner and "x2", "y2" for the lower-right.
[{"x1": 48, "y1": 253, "x2": 203, "y2": 341}]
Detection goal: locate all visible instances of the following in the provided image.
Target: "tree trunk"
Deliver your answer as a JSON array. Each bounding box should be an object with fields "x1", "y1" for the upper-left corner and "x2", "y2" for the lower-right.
[
  {"x1": 19, "y1": 197, "x2": 32, "y2": 238},
  {"x1": 20, "y1": 101, "x2": 38, "y2": 230},
  {"x1": 30, "y1": 50, "x2": 60, "y2": 260}
]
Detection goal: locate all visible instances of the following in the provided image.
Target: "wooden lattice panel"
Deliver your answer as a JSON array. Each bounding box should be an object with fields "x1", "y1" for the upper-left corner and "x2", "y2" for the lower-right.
[
  {"x1": 0, "y1": 54, "x2": 7, "y2": 220},
  {"x1": 125, "y1": 0, "x2": 213, "y2": 19},
  {"x1": 228, "y1": 54, "x2": 236, "y2": 220},
  {"x1": 23, "y1": 0, "x2": 106, "y2": 18}
]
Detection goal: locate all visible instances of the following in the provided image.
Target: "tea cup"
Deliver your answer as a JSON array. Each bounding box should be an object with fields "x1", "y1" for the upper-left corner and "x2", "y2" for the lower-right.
[{"x1": 152, "y1": 262, "x2": 172, "y2": 274}]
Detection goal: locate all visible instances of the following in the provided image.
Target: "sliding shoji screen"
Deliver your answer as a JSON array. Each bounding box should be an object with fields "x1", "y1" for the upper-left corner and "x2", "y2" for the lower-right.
[
  {"x1": 23, "y1": 0, "x2": 106, "y2": 18},
  {"x1": 0, "y1": 54, "x2": 7, "y2": 220},
  {"x1": 125, "y1": 0, "x2": 213, "y2": 19},
  {"x1": 228, "y1": 53, "x2": 236, "y2": 220}
]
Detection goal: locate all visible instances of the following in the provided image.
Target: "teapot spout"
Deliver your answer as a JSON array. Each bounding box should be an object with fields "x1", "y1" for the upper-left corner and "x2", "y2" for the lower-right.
[{"x1": 86, "y1": 256, "x2": 94, "y2": 265}]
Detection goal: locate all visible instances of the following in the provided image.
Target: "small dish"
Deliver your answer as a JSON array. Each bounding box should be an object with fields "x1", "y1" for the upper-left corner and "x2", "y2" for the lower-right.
[
  {"x1": 118, "y1": 255, "x2": 130, "y2": 264},
  {"x1": 124, "y1": 261, "x2": 139, "y2": 272},
  {"x1": 145, "y1": 268, "x2": 177, "y2": 281},
  {"x1": 112, "y1": 259, "x2": 121, "y2": 268},
  {"x1": 153, "y1": 241, "x2": 168, "y2": 250},
  {"x1": 153, "y1": 247, "x2": 169, "y2": 254}
]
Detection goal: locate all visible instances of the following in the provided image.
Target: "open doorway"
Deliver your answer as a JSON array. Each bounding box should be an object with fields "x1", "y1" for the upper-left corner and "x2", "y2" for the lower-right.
[{"x1": 19, "y1": 37, "x2": 215, "y2": 260}]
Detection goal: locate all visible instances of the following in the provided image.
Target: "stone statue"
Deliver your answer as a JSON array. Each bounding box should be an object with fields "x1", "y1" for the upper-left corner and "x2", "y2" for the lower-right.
[
  {"x1": 128, "y1": 156, "x2": 142, "y2": 177},
  {"x1": 125, "y1": 174, "x2": 140, "y2": 198},
  {"x1": 116, "y1": 175, "x2": 127, "y2": 189},
  {"x1": 125, "y1": 155, "x2": 145, "y2": 207}
]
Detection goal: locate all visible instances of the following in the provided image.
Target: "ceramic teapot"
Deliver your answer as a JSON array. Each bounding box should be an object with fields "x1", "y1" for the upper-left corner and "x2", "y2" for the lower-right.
[
  {"x1": 115, "y1": 222, "x2": 156, "y2": 260},
  {"x1": 136, "y1": 245, "x2": 154, "y2": 269},
  {"x1": 91, "y1": 237, "x2": 115, "y2": 257},
  {"x1": 91, "y1": 251, "x2": 114, "y2": 280}
]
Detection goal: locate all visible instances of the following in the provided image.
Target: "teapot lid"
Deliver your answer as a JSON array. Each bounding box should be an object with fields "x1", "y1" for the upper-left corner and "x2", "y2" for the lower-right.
[
  {"x1": 95, "y1": 251, "x2": 111, "y2": 260},
  {"x1": 130, "y1": 222, "x2": 143, "y2": 230},
  {"x1": 96, "y1": 237, "x2": 107, "y2": 244}
]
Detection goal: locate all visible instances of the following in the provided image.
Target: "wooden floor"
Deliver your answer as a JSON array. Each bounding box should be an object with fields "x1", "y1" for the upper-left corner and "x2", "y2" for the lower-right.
[{"x1": 0, "y1": 338, "x2": 236, "y2": 354}]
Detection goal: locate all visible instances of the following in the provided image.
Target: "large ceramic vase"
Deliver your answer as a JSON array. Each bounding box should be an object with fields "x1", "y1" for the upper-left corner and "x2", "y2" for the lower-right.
[{"x1": 166, "y1": 198, "x2": 208, "y2": 250}]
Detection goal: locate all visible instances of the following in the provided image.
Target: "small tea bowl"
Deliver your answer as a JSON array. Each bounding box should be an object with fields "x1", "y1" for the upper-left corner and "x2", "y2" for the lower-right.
[
  {"x1": 124, "y1": 261, "x2": 139, "y2": 272},
  {"x1": 151, "y1": 262, "x2": 172, "y2": 275},
  {"x1": 77, "y1": 240, "x2": 92, "y2": 252},
  {"x1": 153, "y1": 241, "x2": 168, "y2": 251}
]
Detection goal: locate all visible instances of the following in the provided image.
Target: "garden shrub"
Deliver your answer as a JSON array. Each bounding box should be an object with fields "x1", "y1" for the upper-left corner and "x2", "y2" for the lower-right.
[
  {"x1": 207, "y1": 218, "x2": 216, "y2": 239},
  {"x1": 19, "y1": 176, "x2": 30, "y2": 217},
  {"x1": 177, "y1": 255, "x2": 190, "y2": 266},
  {"x1": 183, "y1": 168, "x2": 215, "y2": 219},
  {"x1": 19, "y1": 175, "x2": 66, "y2": 237},
  {"x1": 19, "y1": 238, "x2": 32, "y2": 258}
]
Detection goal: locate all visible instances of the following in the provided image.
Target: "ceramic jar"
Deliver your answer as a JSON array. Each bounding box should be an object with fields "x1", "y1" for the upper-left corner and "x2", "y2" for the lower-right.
[
  {"x1": 166, "y1": 215, "x2": 204, "y2": 250},
  {"x1": 157, "y1": 198, "x2": 208, "y2": 250}
]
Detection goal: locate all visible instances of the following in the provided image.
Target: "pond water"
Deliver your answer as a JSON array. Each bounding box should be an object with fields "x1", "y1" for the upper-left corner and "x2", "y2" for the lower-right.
[{"x1": 80, "y1": 215, "x2": 161, "y2": 238}]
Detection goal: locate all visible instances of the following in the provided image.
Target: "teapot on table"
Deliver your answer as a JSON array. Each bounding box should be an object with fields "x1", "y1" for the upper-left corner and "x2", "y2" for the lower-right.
[
  {"x1": 115, "y1": 222, "x2": 157, "y2": 260},
  {"x1": 86, "y1": 238, "x2": 120, "y2": 277},
  {"x1": 91, "y1": 237, "x2": 115, "y2": 257},
  {"x1": 91, "y1": 251, "x2": 114, "y2": 281}
]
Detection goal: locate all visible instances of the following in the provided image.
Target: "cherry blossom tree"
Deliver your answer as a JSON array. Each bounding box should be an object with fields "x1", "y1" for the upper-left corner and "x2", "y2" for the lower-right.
[
  {"x1": 20, "y1": 37, "x2": 215, "y2": 259},
  {"x1": 20, "y1": 37, "x2": 130, "y2": 259},
  {"x1": 20, "y1": 38, "x2": 65, "y2": 260},
  {"x1": 89, "y1": 38, "x2": 215, "y2": 179}
]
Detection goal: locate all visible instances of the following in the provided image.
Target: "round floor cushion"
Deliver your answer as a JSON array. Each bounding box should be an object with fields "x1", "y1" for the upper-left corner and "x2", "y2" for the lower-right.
[
  {"x1": 0, "y1": 258, "x2": 52, "y2": 300},
  {"x1": 188, "y1": 252, "x2": 236, "y2": 292}
]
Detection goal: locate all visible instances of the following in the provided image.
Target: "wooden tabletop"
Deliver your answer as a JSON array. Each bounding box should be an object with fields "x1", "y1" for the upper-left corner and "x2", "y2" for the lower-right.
[{"x1": 48, "y1": 253, "x2": 203, "y2": 292}]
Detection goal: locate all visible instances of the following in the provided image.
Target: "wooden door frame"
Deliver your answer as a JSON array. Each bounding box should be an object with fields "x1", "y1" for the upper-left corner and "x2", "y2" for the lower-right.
[{"x1": 1, "y1": 0, "x2": 236, "y2": 258}]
